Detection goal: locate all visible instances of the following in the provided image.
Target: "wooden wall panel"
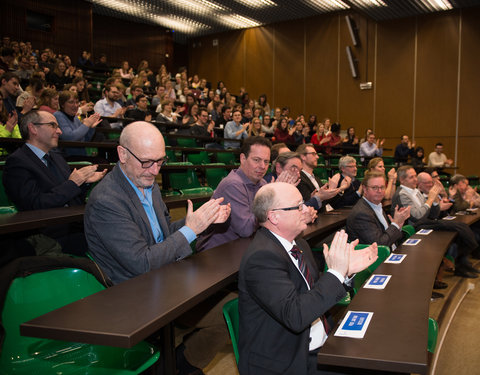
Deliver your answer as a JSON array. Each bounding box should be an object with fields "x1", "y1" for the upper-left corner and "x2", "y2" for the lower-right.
[
  {"x1": 244, "y1": 26, "x2": 274, "y2": 106},
  {"x1": 272, "y1": 19, "x2": 305, "y2": 115},
  {"x1": 415, "y1": 12, "x2": 459, "y2": 138},
  {"x1": 189, "y1": 36, "x2": 220, "y2": 87},
  {"x1": 338, "y1": 14, "x2": 375, "y2": 136},
  {"x1": 375, "y1": 18, "x2": 416, "y2": 140},
  {"x1": 92, "y1": 14, "x2": 171, "y2": 71},
  {"x1": 217, "y1": 30, "x2": 245, "y2": 96},
  {"x1": 1, "y1": 0, "x2": 92, "y2": 62},
  {"x1": 305, "y1": 15, "x2": 339, "y2": 121},
  {"x1": 458, "y1": 7, "x2": 480, "y2": 137},
  {"x1": 457, "y1": 137, "x2": 480, "y2": 176}
]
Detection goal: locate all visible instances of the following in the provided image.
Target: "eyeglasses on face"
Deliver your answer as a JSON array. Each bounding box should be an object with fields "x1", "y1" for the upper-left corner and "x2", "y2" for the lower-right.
[
  {"x1": 33, "y1": 122, "x2": 60, "y2": 129},
  {"x1": 366, "y1": 185, "x2": 386, "y2": 192},
  {"x1": 122, "y1": 146, "x2": 168, "y2": 169},
  {"x1": 271, "y1": 201, "x2": 305, "y2": 212}
]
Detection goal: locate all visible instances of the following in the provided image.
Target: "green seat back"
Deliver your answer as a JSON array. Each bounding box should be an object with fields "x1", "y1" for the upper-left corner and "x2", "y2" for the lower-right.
[
  {"x1": 223, "y1": 298, "x2": 239, "y2": 364},
  {"x1": 317, "y1": 154, "x2": 325, "y2": 166},
  {"x1": 313, "y1": 167, "x2": 328, "y2": 180},
  {"x1": 177, "y1": 137, "x2": 198, "y2": 148},
  {"x1": 402, "y1": 224, "x2": 416, "y2": 238},
  {"x1": 1, "y1": 268, "x2": 159, "y2": 374},
  {"x1": 187, "y1": 151, "x2": 211, "y2": 165},
  {"x1": 216, "y1": 152, "x2": 237, "y2": 165},
  {"x1": 357, "y1": 167, "x2": 366, "y2": 178},
  {"x1": 428, "y1": 317, "x2": 438, "y2": 353},
  {"x1": 169, "y1": 168, "x2": 201, "y2": 190},
  {"x1": 329, "y1": 157, "x2": 339, "y2": 167},
  {"x1": 205, "y1": 167, "x2": 228, "y2": 189}
]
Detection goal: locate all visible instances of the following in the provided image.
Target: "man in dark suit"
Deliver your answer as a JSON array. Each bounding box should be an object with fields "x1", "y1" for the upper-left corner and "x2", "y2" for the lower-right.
[
  {"x1": 3, "y1": 110, "x2": 106, "y2": 211},
  {"x1": 296, "y1": 143, "x2": 339, "y2": 210},
  {"x1": 239, "y1": 182, "x2": 378, "y2": 375},
  {"x1": 346, "y1": 171, "x2": 410, "y2": 248}
]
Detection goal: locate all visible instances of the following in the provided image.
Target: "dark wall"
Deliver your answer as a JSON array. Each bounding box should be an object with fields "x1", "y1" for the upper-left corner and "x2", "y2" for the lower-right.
[{"x1": 188, "y1": 8, "x2": 480, "y2": 175}]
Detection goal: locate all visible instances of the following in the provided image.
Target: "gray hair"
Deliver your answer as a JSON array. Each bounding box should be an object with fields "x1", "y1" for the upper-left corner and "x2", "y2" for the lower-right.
[
  {"x1": 397, "y1": 165, "x2": 414, "y2": 182},
  {"x1": 450, "y1": 174, "x2": 467, "y2": 186},
  {"x1": 19, "y1": 110, "x2": 41, "y2": 140},
  {"x1": 339, "y1": 155, "x2": 356, "y2": 169},
  {"x1": 253, "y1": 185, "x2": 277, "y2": 224}
]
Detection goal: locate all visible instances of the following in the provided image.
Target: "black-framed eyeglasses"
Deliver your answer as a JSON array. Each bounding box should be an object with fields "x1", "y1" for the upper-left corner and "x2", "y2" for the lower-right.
[
  {"x1": 33, "y1": 122, "x2": 59, "y2": 129},
  {"x1": 271, "y1": 201, "x2": 304, "y2": 212},
  {"x1": 122, "y1": 146, "x2": 168, "y2": 169},
  {"x1": 366, "y1": 185, "x2": 386, "y2": 192}
]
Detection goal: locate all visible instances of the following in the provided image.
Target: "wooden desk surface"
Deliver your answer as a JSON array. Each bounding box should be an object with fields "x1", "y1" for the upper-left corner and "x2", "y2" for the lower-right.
[
  {"x1": 317, "y1": 230, "x2": 457, "y2": 374},
  {"x1": 20, "y1": 237, "x2": 251, "y2": 347}
]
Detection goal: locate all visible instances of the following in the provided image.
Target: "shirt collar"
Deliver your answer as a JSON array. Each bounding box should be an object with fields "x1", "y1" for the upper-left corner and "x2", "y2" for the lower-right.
[
  {"x1": 26, "y1": 142, "x2": 47, "y2": 160},
  {"x1": 400, "y1": 184, "x2": 418, "y2": 195},
  {"x1": 363, "y1": 196, "x2": 383, "y2": 211},
  {"x1": 119, "y1": 164, "x2": 154, "y2": 199}
]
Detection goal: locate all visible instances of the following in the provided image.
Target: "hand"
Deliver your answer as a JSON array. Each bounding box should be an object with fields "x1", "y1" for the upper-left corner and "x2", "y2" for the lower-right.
[
  {"x1": 380, "y1": 138, "x2": 385, "y2": 146},
  {"x1": 145, "y1": 114, "x2": 152, "y2": 122},
  {"x1": 302, "y1": 205, "x2": 317, "y2": 224},
  {"x1": 86, "y1": 169, "x2": 107, "y2": 183},
  {"x1": 339, "y1": 176, "x2": 352, "y2": 192},
  {"x1": 5, "y1": 111, "x2": 18, "y2": 133},
  {"x1": 315, "y1": 183, "x2": 340, "y2": 201},
  {"x1": 185, "y1": 198, "x2": 230, "y2": 235},
  {"x1": 439, "y1": 198, "x2": 453, "y2": 212},
  {"x1": 348, "y1": 242, "x2": 378, "y2": 275},
  {"x1": 207, "y1": 121, "x2": 215, "y2": 132},
  {"x1": 22, "y1": 96, "x2": 36, "y2": 113},
  {"x1": 83, "y1": 112, "x2": 102, "y2": 128},
  {"x1": 243, "y1": 122, "x2": 250, "y2": 131},
  {"x1": 387, "y1": 168, "x2": 397, "y2": 181},
  {"x1": 113, "y1": 107, "x2": 126, "y2": 118},
  {"x1": 448, "y1": 185, "x2": 457, "y2": 198},
  {"x1": 388, "y1": 205, "x2": 411, "y2": 227},
  {"x1": 328, "y1": 175, "x2": 339, "y2": 190},
  {"x1": 68, "y1": 165, "x2": 100, "y2": 186},
  {"x1": 445, "y1": 159, "x2": 453, "y2": 167},
  {"x1": 427, "y1": 181, "x2": 443, "y2": 201},
  {"x1": 323, "y1": 230, "x2": 350, "y2": 277},
  {"x1": 79, "y1": 102, "x2": 94, "y2": 115},
  {"x1": 275, "y1": 170, "x2": 300, "y2": 186}
]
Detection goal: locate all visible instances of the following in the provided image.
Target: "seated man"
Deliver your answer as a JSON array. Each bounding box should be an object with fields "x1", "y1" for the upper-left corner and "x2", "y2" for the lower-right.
[
  {"x1": 239, "y1": 182, "x2": 377, "y2": 375},
  {"x1": 427, "y1": 142, "x2": 453, "y2": 170},
  {"x1": 296, "y1": 143, "x2": 341, "y2": 211},
  {"x1": 394, "y1": 135, "x2": 415, "y2": 165},
  {"x1": 124, "y1": 94, "x2": 152, "y2": 122},
  {"x1": 93, "y1": 84, "x2": 125, "y2": 129},
  {"x1": 449, "y1": 174, "x2": 480, "y2": 211},
  {"x1": 196, "y1": 136, "x2": 271, "y2": 252},
  {"x1": 84, "y1": 121, "x2": 232, "y2": 374},
  {"x1": 3, "y1": 110, "x2": 106, "y2": 210},
  {"x1": 359, "y1": 132, "x2": 384, "y2": 163},
  {"x1": 329, "y1": 155, "x2": 362, "y2": 209},
  {"x1": 346, "y1": 171, "x2": 410, "y2": 248},
  {"x1": 224, "y1": 109, "x2": 248, "y2": 149},
  {"x1": 392, "y1": 166, "x2": 479, "y2": 278}
]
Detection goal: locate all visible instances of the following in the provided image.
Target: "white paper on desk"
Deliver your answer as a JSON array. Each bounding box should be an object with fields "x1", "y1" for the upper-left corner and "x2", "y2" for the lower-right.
[
  {"x1": 384, "y1": 253, "x2": 407, "y2": 263},
  {"x1": 334, "y1": 311, "x2": 373, "y2": 339},
  {"x1": 467, "y1": 208, "x2": 478, "y2": 212},
  {"x1": 403, "y1": 238, "x2": 421, "y2": 246},
  {"x1": 363, "y1": 274, "x2": 391, "y2": 289},
  {"x1": 417, "y1": 229, "x2": 433, "y2": 235},
  {"x1": 325, "y1": 204, "x2": 334, "y2": 212},
  {"x1": 443, "y1": 216, "x2": 456, "y2": 220}
]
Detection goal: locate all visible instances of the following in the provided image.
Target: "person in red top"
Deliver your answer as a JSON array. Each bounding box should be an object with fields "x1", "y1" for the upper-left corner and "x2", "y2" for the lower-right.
[
  {"x1": 273, "y1": 117, "x2": 294, "y2": 143},
  {"x1": 321, "y1": 122, "x2": 342, "y2": 154},
  {"x1": 311, "y1": 122, "x2": 327, "y2": 145}
]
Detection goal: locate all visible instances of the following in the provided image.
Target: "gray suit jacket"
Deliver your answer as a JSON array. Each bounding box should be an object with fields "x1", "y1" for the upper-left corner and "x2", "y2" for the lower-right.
[
  {"x1": 238, "y1": 227, "x2": 346, "y2": 375},
  {"x1": 346, "y1": 198, "x2": 403, "y2": 248},
  {"x1": 84, "y1": 164, "x2": 192, "y2": 284}
]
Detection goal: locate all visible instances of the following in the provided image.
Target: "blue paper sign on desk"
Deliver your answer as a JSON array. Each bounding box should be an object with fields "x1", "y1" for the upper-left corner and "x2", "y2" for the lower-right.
[
  {"x1": 364, "y1": 274, "x2": 391, "y2": 289},
  {"x1": 417, "y1": 229, "x2": 433, "y2": 235},
  {"x1": 403, "y1": 238, "x2": 421, "y2": 246},
  {"x1": 384, "y1": 253, "x2": 406, "y2": 263},
  {"x1": 335, "y1": 311, "x2": 373, "y2": 338}
]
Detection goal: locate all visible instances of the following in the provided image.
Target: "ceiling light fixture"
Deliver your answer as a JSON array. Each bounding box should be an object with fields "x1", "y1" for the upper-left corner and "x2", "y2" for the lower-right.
[
  {"x1": 417, "y1": 0, "x2": 452, "y2": 11},
  {"x1": 235, "y1": 0, "x2": 277, "y2": 8},
  {"x1": 219, "y1": 14, "x2": 261, "y2": 28},
  {"x1": 350, "y1": 0, "x2": 387, "y2": 8},
  {"x1": 303, "y1": 0, "x2": 350, "y2": 12}
]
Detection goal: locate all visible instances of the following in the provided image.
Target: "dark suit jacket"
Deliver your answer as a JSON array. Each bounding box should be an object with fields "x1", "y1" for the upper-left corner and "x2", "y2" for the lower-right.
[
  {"x1": 2, "y1": 144, "x2": 85, "y2": 210},
  {"x1": 329, "y1": 174, "x2": 361, "y2": 209},
  {"x1": 238, "y1": 227, "x2": 346, "y2": 375},
  {"x1": 84, "y1": 164, "x2": 192, "y2": 284},
  {"x1": 297, "y1": 170, "x2": 319, "y2": 203},
  {"x1": 346, "y1": 198, "x2": 402, "y2": 247}
]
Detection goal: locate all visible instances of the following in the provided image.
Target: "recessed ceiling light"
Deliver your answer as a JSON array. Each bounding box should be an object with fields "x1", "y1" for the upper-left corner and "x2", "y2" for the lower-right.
[
  {"x1": 303, "y1": 0, "x2": 350, "y2": 12},
  {"x1": 416, "y1": 0, "x2": 453, "y2": 11},
  {"x1": 235, "y1": 0, "x2": 277, "y2": 8}
]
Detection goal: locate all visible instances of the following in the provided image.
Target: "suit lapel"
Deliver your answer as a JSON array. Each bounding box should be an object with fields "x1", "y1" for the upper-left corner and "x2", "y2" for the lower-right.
[
  {"x1": 22, "y1": 144, "x2": 59, "y2": 184},
  {"x1": 361, "y1": 198, "x2": 388, "y2": 231}
]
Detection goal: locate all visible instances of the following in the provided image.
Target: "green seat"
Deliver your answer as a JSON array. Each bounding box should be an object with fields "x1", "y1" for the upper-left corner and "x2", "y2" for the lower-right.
[
  {"x1": 402, "y1": 224, "x2": 416, "y2": 238},
  {"x1": 383, "y1": 156, "x2": 395, "y2": 168},
  {"x1": 68, "y1": 161, "x2": 93, "y2": 166},
  {"x1": 107, "y1": 132, "x2": 121, "y2": 140},
  {"x1": 187, "y1": 151, "x2": 211, "y2": 165},
  {"x1": 176, "y1": 137, "x2": 198, "y2": 148},
  {"x1": 357, "y1": 167, "x2": 366, "y2": 178},
  {"x1": 205, "y1": 167, "x2": 228, "y2": 189},
  {"x1": 313, "y1": 167, "x2": 328, "y2": 180},
  {"x1": 222, "y1": 298, "x2": 239, "y2": 365},
  {"x1": 168, "y1": 167, "x2": 201, "y2": 190},
  {"x1": 0, "y1": 268, "x2": 160, "y2": 374},
  {"x1": 317, "y1": 154, "x2": 325, "y2": 166},
  {"x1": 216, "y1": 152, "x2": 237, "y2": 165},
  {"x1": 179, "y1": 187, "x2": 214, "y2": 196},
  {"x1": 428, "y1": 317, "x2": 438, "y2": 354},
  {"x1": 329, "y1": 157, "x2": 339, "y2": 167}
]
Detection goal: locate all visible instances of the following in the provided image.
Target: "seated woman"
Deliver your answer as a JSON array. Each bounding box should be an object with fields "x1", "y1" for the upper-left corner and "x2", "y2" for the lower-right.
[
  {"x1": 411, "y1": 146, "x2": 426, "y2": 173},
  {"x1": 16, "y1": 77, "x2": 44, "y2": 111},
  {"x1": 0, "y1": 91, "x2": 20, "y2": 156},
  {"x1": 73, "y1": 77, "x2": 90, "y2": 104},
  {"x1": 320, "y1": 122, "x2": 342, "y2": 154},
  {"x1": 273, "y1": 117, "x2": 294, "y2": 143},
  {"x1": 248, "y1": 117, "x2": 266, "y2": 137},
  {"x1": 156, "y1": 100, "x2": 180, "y2": 132},
  {"x1": 120, "y1": 61, "x2": 134, "y2": 80},
  {"x1": 38, "y1": 88, "x2": 59, "y2": 114},
  {"x1": 343, "y1": 126, "x2": 359, "y2": 152},
  {"x1": 48, "y1": 60, "x2": 71, "y2": 91},
  {"x1": 54, "y1": 91, "x2": 101, "y2": 156},
  {"x1": 367, "y1": 157, "x2": 397, "y2": 200},
  {"x1": 311, "y1": 122, "x2": 326, "y2": 145}
]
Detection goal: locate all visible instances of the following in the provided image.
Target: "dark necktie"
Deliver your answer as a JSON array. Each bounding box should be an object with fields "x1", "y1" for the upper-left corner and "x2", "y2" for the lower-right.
[
  {"x1": 290, "y1": 245, "x2": 331, "y2": 334},
  {"x1": 43, "y1": 153, "x2": 63, "y2": 183}
]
